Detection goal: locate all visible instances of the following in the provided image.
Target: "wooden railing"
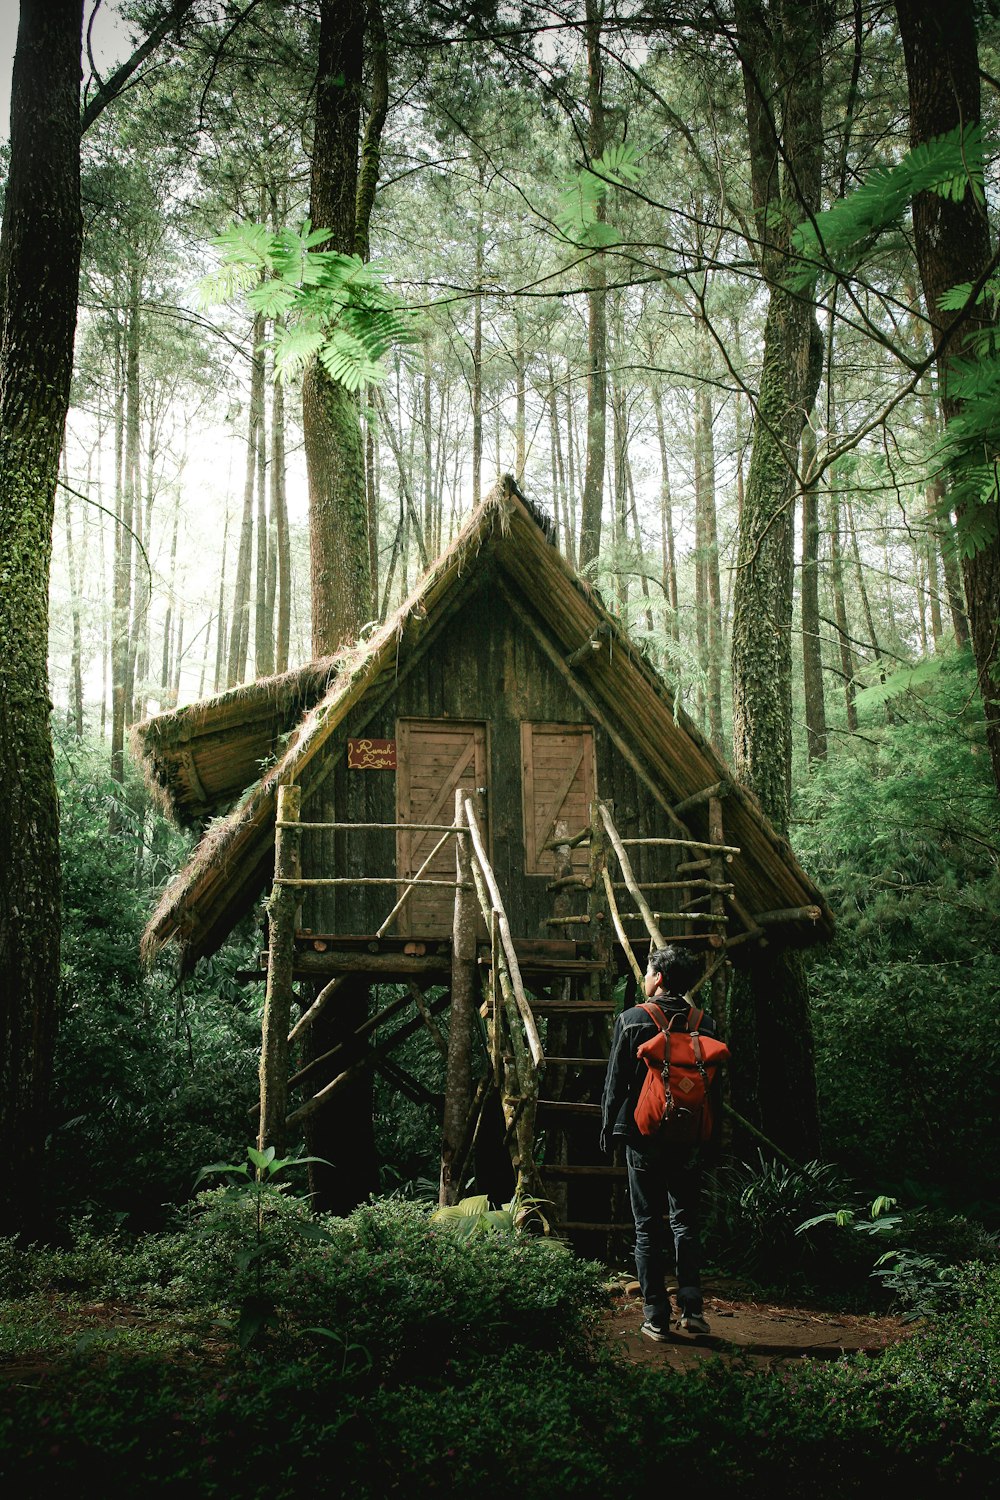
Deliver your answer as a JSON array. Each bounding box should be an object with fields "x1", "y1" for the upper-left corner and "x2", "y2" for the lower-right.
[{"x1": 458, "y1": 794, "x2": 546, "y2": 1203}]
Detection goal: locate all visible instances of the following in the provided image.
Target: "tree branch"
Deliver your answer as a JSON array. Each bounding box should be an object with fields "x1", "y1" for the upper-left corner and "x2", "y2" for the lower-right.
[{"x1": 81, "y1": 0, "x2": 195, "y2": 135}]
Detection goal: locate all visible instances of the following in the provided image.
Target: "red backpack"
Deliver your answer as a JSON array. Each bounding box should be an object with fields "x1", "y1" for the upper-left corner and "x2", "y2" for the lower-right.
[{"x1": 633, "y1": 1001, "x2": 729, "y2": 1142}]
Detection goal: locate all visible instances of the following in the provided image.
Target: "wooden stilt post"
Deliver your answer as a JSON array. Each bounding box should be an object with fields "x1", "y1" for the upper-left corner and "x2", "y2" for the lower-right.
[
  {"x1": 440, "y1": 790, "x2": 477, "y2": 1205},
  {"x1": 258, "y1": 783, "x2": 301, "y2": 1153},
  {"x1": 708, "y1": 794, "x2": 729, "y2": 1026},
  {"x1": 587, "y1": 801, "x2": 610, "y2": 999}
]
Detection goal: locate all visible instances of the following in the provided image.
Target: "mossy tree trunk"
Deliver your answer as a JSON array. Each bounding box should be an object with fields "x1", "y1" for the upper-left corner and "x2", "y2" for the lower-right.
[
  {"x1": 0, "y1": 0, "x2": 83, "y2": 1236},
  {"x1": 303, "y1": 0, "x2": 374, "y2": 657},
  {"x1": 895, "y1": 0, "x2": 1000, "y2": 797},
  {"x1": 800, "y1": 422, "x2": 827, "y2": 764},
  {"x1": 729, "y1": 0, "x2": 825, "y2": 1160},
  {"x1": 300, "y1": 0, "x2": 388, "y2": 1213},
  {"x1": 578, "y1": 0, "x2": 607, "y2": 573}
]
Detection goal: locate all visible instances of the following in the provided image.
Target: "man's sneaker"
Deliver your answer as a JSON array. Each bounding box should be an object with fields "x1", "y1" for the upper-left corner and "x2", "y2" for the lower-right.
[
  {"x1": 679, "y1": 1312, "x2": 711, "y2": 1336},
  {"x1": 640, "y1": 1320, "x2": 671, "y2": 1343}
]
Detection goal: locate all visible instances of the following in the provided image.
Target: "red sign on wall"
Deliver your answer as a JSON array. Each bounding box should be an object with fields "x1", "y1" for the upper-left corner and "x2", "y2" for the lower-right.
[{"x1": 347, "y1": 737, "x2": 397, "y2": 770}]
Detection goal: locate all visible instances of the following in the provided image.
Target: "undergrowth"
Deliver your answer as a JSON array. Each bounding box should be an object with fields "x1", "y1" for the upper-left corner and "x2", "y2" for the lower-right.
[{"x1": 2, "y1": 1204, "x2": 1000, "y2": 1495}]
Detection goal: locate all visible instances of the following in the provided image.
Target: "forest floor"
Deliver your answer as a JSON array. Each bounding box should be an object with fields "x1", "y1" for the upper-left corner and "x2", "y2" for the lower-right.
[
  {"x1": 0, "y1": 1281, "x2": 915, "y2": 1387},
  {"x1": 598, "y1": 1277, "x2": 915, "y2": 1372}
]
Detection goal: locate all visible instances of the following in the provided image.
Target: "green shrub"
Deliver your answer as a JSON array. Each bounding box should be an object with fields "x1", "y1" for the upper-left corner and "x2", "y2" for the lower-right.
[
  {"x1": 708, "y1": 1151, "x2": 867, "y2": 1292},
  {"x1": 793, "y1": 649, "x2": 1000, "y2": 1223}
]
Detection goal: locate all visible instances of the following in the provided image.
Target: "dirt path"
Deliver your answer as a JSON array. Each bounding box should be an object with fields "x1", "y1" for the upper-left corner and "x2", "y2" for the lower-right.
[{"x1": 599, "y1": 1279, "x2": 914, "y2": 1371}]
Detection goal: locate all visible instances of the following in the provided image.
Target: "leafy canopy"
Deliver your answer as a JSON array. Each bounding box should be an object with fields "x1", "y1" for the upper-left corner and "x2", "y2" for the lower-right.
[
  {"x1": 201, "y1": 221, "x2": 418, "y2": 391},
  {"x1": 789, "y1": 124, "x2": 997, "y2": 551}
]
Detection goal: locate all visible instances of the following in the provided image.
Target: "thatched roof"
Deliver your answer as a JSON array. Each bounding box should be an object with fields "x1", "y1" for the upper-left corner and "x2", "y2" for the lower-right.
[
  {"x1": 131, "y1": 657, "x2": 342, "y2": 827},
  {"x1": 137, "y1": 477, "x2": 834, "y2": 972}
]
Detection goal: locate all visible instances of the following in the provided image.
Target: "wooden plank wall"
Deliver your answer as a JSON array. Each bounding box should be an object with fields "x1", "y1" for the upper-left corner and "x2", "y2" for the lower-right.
[{"x1": 298, "y1": 567, "x2": 675, "y2": 945}]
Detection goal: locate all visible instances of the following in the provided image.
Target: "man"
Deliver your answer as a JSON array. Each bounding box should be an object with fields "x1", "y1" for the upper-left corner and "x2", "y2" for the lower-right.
[{"x1": 600, "y1": 945, "x2": 721, "y2": 1341}]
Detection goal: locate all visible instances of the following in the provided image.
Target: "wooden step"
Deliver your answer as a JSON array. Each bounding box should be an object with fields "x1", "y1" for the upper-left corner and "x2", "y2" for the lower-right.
[
  {"x1": 485, "y1": 999, "x2": 616, "y2": 1014},
  {"x1": 544, "y1": 1056, "x2": 609, "y2": 1068},
  {"x1": 500, "y1": 958, "x2": 608, "y2": 975},
  {"x1": 555, "y1": 1222, "x2": 634, "y2": 1233},
  {"x1": 536, "y1": 1099, "x2": 602, "y2": 1115},
  {"x1": 539, "y1": 1164, "x2": 627, "y2": 1178}
]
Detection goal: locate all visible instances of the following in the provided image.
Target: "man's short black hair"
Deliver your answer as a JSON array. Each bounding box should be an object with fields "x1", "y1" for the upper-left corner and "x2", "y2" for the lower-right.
[{"x1": 646, "y1": 944, "x2": 702, "y2": 994}]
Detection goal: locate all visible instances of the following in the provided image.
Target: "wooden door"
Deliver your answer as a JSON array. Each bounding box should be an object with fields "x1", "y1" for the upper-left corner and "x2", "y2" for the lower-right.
[
  {"x1": 396, "y1": 719, "x2": 489, "y2": 936},
  {"x1": 521, "y1": 723, "x2": 595, "y2": 876}
]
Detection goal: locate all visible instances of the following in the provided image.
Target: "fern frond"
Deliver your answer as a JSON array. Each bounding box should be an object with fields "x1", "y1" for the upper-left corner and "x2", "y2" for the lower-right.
[
  {"x1": 199, "y1": 217, "x2": 414, "y2": 391},
  {"x1": 272, "y1": 324, "x2": 325, "y2": 382},
  {"x1": 855, "y1": 657, "x2": 945, "y2": 711},
  {"x1": 556, "y1": 142, "x2": 643, "y2": 246},
  {"x1": 319, "y1": 329, "x2": 386, "y2": 391},
  {"x1": 789, "y1": 125, "x2": 985, "y2": 287}
]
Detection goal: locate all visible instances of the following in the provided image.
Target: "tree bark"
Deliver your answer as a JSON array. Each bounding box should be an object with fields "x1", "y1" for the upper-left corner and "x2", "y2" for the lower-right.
[
  {"x1": 226, "y1": 309, "x2": 263, "y2": 686},
  {"x1": 62, "y1": 463, "x2": 84, "y2": 738},
  {"x1": 895, "y1": 0, "x2": 1000, "y2": 794},
  {"x1": 729, "y1": 0, "x2": 824, "y2": 1160},
  {"x1": 254, "y1": 318, "x2": 273, "y2": 678},
  {"x1": 110, "y1": 269, "x2": 139, "y2": 796},
  {"x1": 0, "y1": 0, "x2": 83, "y2": 1237},
  {"x1": 578, "y1": 0, "x2": 607, "y2": 572},
  {"x1": 800, "y1": 422, "x2": 827, "y2": 762},
  {"x1": 828, "y1": 486, "x2": 858, "y2": 731},
  {"x1": 652, "y1": 385, "x2": 679, "y2": 647},
  {"x1": 304, "y1": 0, "x2": 372, "y2": 655},
  {"x1": 694, "y1": 365, "x2": 723, "y2": 747},
  {"x1": 272, "y1": 349, "x2": 291, "y2": 674}
]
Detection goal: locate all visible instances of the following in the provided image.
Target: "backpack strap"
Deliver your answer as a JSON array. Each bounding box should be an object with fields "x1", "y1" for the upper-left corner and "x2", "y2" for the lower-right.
[
  {"x1": 639, "y1": 1001, "x2": 670, "y2": 1033},
  {"x1": 641, "y1": 1000, "x2": 701, "y2": 1035}
]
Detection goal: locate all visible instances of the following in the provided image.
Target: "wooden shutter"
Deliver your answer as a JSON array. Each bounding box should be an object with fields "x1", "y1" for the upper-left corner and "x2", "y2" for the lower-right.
[
  {"x1": 521, "y1": 723, "x2": 595, "y2": 875},
  {"x1": 396, "y1": 719, "x2": 488, "y2": 935}
]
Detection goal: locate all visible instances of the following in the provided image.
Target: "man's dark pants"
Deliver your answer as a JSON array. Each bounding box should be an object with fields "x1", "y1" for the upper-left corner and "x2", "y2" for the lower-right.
[{"x1": 625, "y1": 1136, "x2": 704, "y2": 1327}]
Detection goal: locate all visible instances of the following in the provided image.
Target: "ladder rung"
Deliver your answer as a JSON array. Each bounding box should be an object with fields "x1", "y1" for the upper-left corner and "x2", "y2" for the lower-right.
[
  {"x1": 543, "y1": 1057, "x2": 608, "y2": 1067},
  {"x1": 555, "y1": 1222, "x2": 634, "y2": 1233},
  {"x1": 539, "y1": 1164, "x2": 626, "y2": 1177},
  {"x1": 530, "y1": 1001, "x2": 617, "y2": 1013},
  {"x1": 536, "y1": 1100, "x2": 601, "y2": 1114}
]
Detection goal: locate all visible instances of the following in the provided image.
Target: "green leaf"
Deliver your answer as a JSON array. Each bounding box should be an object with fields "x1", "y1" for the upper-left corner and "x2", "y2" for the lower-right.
[
  {"x1": 193, "y1": 1160, "x2": 249, "y2": 1187},
  {"x1": 248, "y1": 1144, "x2": 276, "y2": 1173}
]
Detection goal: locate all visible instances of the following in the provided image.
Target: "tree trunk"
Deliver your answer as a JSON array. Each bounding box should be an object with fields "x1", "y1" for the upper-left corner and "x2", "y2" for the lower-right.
[
  {"x1": 828, "y1": 487, "x2": 858, "y2": 731},
  {"x1": 578, "y1": 0, "x2": 607, "y2": 572},
  {"x1": 0, "y1": 0, "x2": 83, "y2": 1236},
  {"x1": 303, "y1": 0, "x2": 372, "y2": 655},
  {"x1": 895, "y1": 0, "x2": 1000, "y2": 794},
  {"x1": 301, "y1": 0, "x2": 385, "y2": 1214},
  {"x1": 472, "y1": 160, "x2": 485, "y2": 509},
  {"x1": 213, "y1": 504, "x2": 229, "y2": 694},
  {"x1": 254, "y1": 320, "x2": 273, "y2": 677},
  {"x1": 272, "y1": 355, "x2": 291, "y2": 674},
  {"x1": 110, "y1": 271, "x2": 140, "y2": 795},
  {"x1": 729, "y1": 0, "x2": 824, "y2": 1160},
  {"x1": 652, "y1": 385, "x2": 679, "y2": 647},
  {"x1": 694, "y1": 369, "x2": 722, "y2": 747},
  {"x1": 612, "y1": 378, "x2": 627, "y2": 613},
  {"x1": 564, "y1": 365, "x2": 578, "y2": 566},
  {"x1": 226, "y1": 309, "x2": 263, "y2": 687},
  {"x1": 161, "y1": 490, "x2": 180, "y2": 703},
  {"x1": 800, "y1": 422, "x2": 827, "y2": 762},
  {"x1": 62, "y1": 461, "x2": 84, "y2": 738}
]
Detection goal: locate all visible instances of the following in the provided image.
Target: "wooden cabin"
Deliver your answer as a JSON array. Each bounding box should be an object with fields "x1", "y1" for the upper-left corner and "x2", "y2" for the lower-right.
[{"x1": 133, "y1": 477, "x2": 833, "y2": 1252}]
